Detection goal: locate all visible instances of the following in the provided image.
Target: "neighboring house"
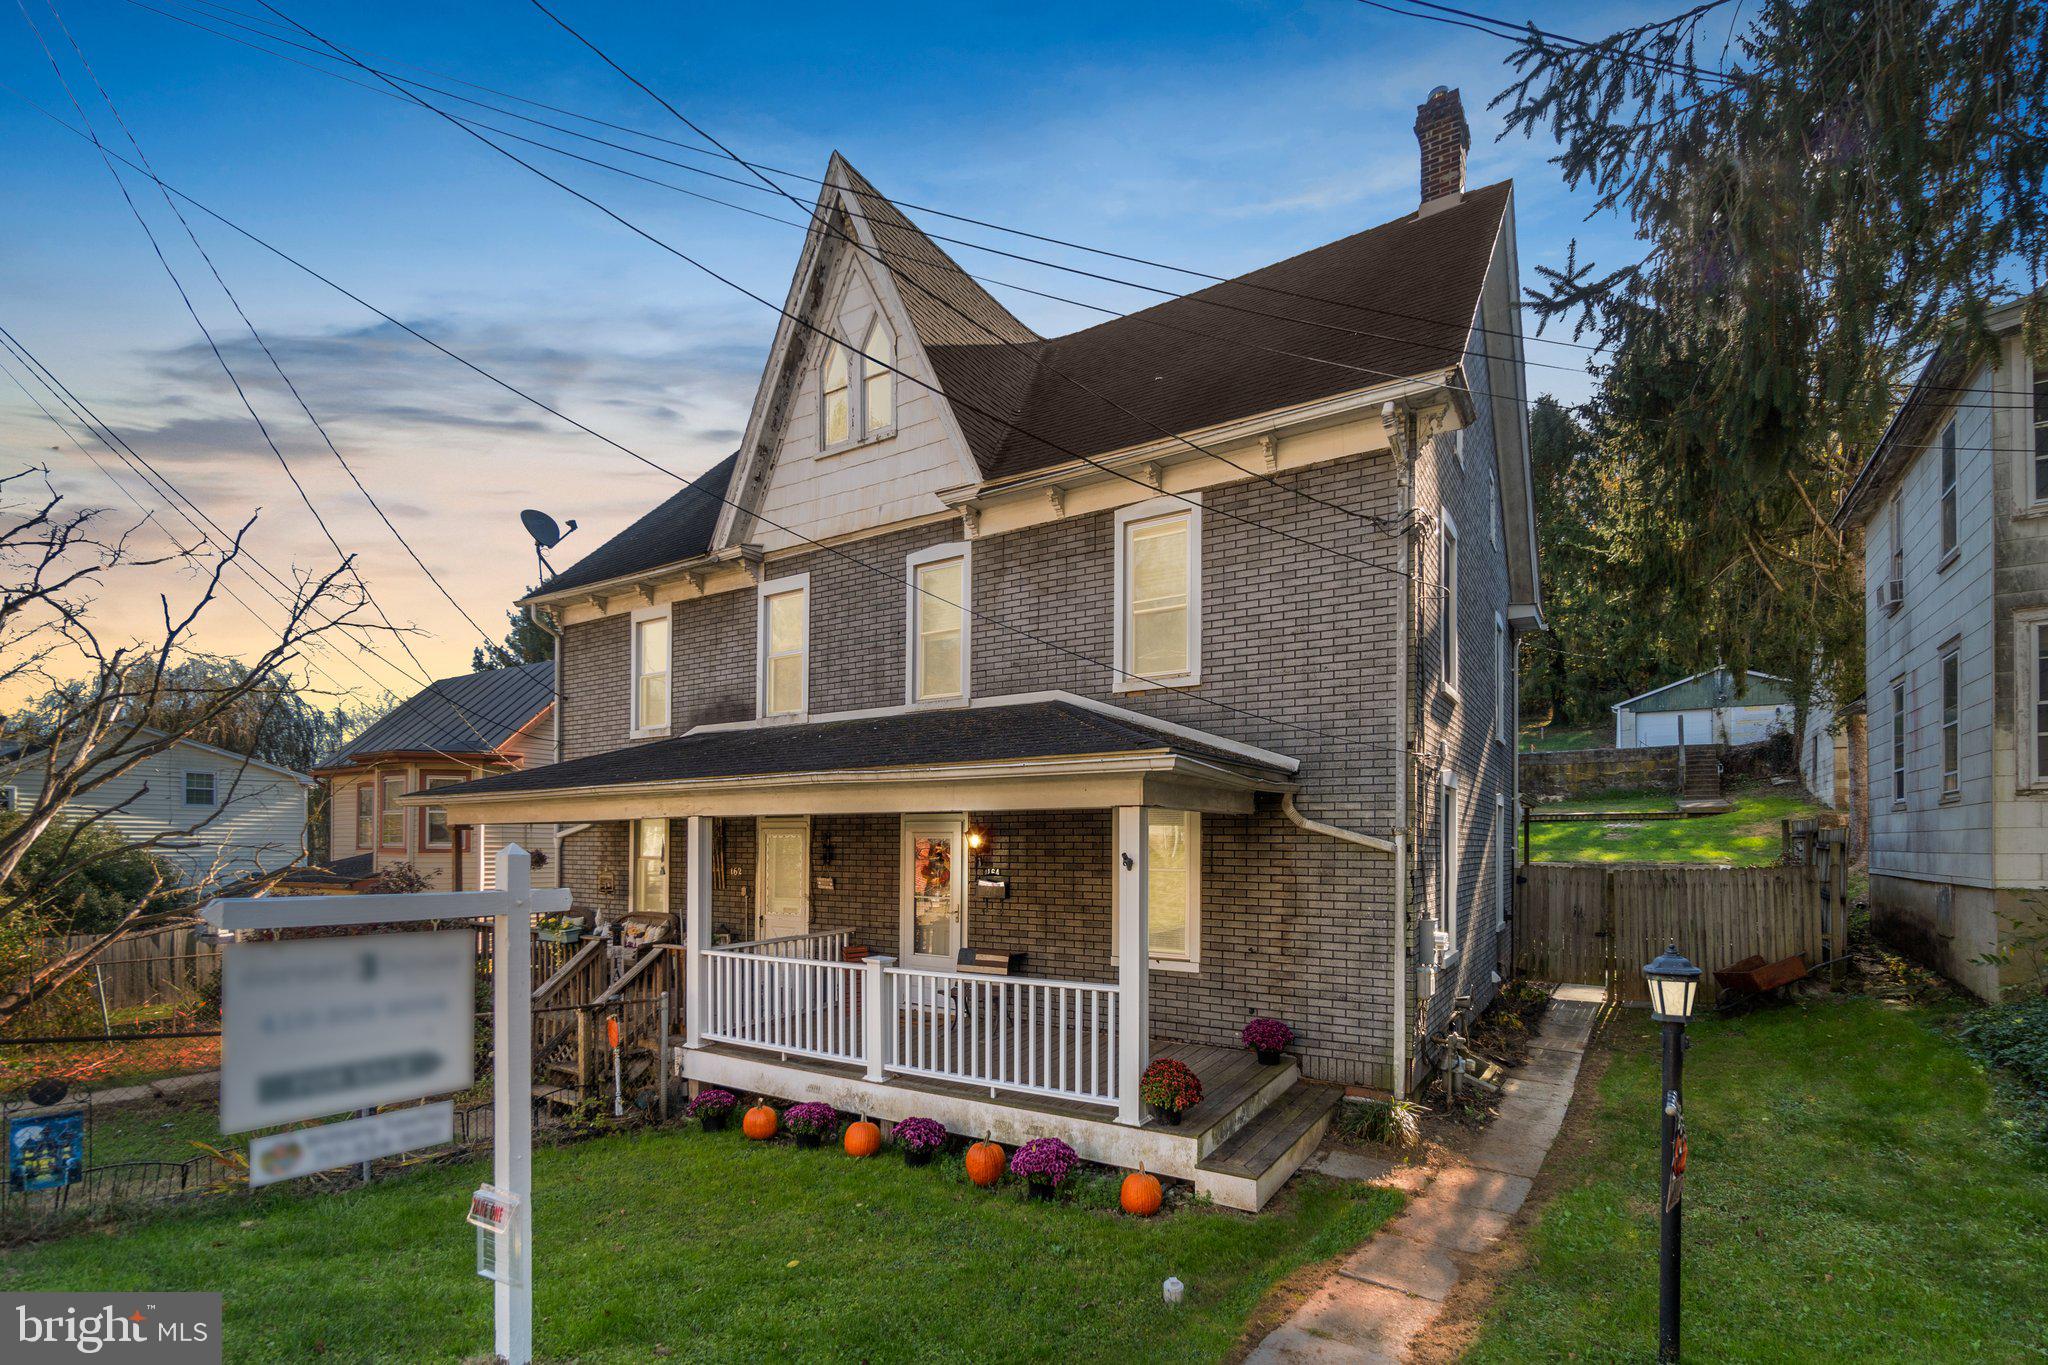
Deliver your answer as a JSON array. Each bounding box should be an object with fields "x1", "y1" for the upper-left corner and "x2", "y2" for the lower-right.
[
  {"x1": 1610, "y1": 667, "x2": 1795, "y2": 749},
  {"x1": 1835, "y1": 296, "x2": 2048, "y2": 999},
  {"x1": 420, "y1": 88, "x2": 1542, "y2": 1207},
  {"x1": 0, "y1": 728, "x2": 310, "y2": 886},
  {"x1": 1799, "y1": 691, "x2": 1853, "y2": 810},
  {"x1": 295, "y1": 662, "x2": 558, "y2": 894}
]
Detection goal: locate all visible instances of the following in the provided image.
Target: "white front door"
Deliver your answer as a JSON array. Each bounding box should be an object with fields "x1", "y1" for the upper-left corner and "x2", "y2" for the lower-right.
[
  {"x1": 756, "y1": 817, "x2": 810, "y2": 941},
  {"x1": 900, "y1": 817, "x2": 965, "y2": 971}
]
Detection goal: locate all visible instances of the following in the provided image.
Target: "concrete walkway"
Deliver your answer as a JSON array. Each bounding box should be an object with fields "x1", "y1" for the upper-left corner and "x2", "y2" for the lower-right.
[{"x1": 1247, "y1": 985, "x2": 1602, "y2": 1363}]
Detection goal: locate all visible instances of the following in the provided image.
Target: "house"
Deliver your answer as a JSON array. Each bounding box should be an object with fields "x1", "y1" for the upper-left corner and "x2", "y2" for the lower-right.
[
  {"x1": 1835, "y1": 296, "x2": 2048, "y2": 999},
  {"x1": 0, "y1": 728, "x2": 310, "y2": 887},
  {"x1": 296, "y1": 662, "x2": 558, "y2": 894},
  {"x1": 1609, "y1": 667, "x2": 1795, "y2": 749},
  {"x1": 417, "y1": 87, "x2": 1542, "y2": 1208}
]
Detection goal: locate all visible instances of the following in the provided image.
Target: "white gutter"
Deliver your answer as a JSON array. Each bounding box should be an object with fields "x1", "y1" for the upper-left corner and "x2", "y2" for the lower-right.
[{"x1": 1281, "y1": 792, "x2": 1395, "y2": 855}]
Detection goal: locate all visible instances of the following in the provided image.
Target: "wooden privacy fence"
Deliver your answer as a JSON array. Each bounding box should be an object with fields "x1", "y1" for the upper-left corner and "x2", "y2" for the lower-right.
[
  {"x1": 58, "y1": 926, "x2": 220, "y2": 1012},
  {"x1": 1517, "y1": 835, "x2": 1848, "y2": 1008}
]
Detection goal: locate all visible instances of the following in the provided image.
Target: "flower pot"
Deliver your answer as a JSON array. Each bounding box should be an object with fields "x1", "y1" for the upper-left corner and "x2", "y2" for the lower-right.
[
  {"x1": 793, "y1": 1132, "x2": 822, "y2": 1149},
  {"x1": 536, "y1": 927, "x2": 583, "y2": 944},
  {"x1": 903, "y1": 1148, "x2": 934, "y2": 1168},
  {"x1": 1150, "y1": 1105, "x2": 1185, "y2": 1127},
  {"x1": 1256, "y1": 1048, "x2": 1285, "y2": 1066},
  {"x1": 1026, "y1": 1179, "x2": 1057, "y2": 1201},
  {"x1": 698, "y1": 1112, "x2": 729, "y2": 1132}
]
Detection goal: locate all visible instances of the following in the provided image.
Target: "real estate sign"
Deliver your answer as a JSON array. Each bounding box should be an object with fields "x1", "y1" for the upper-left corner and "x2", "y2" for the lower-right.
[
  {"x1": 248, "y1": 1102, "x2": 455, "y2": 1187},
  {"x1": 222, "y1": 930, "x2": 475, "y2": 1133}
]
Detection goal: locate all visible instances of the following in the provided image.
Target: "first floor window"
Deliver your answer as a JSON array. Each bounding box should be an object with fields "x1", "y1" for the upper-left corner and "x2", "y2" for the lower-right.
[
  {"x1": 1438, "y1": 778, "x2": 1460, "y2": 950},
  {"x1": 633, "y1": 818, "x2": 668, "y2": 912},
  {"x1": 354, "y1": 785, "x2": 374, "y2": 849},
  {"x1": 1146, "y1": 810, "x2": 1199, "y2": 963},
  {"x1": 1495, "y1": 614, "x2": 1508, "y2": 742},
  {"x1": 1496, "y1": 794, "x2": 1509, "y2": 929},
  {"x1": 2033, "y1": 620, "x2": 2048, "y2": 783},
  {"x1": 380, "y1": 773, "x2": 405, "y2": 847},
  {"x1": 760, "y1": 577, "x2": 809, "y2": 716},
  {"x1": 1890, "y1": 678, "x2": 1908, "y2": 803},
  {"x1": 183, "y1": 771, "x2": 215, "y2": 807},
  {"x1": 422, "y1": 775, "x2": 459, "y2": 849},
  {"x1": 1940, "y1": 644, "x2": 1961, "y2": 797}
]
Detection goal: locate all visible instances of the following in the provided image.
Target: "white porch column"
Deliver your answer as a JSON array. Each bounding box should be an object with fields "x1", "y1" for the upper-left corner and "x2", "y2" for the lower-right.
[
  {"x1": 1114, "y1": 805, "x2": 1149, "y2": 1126},
  {"x1": 683, "y1": 815, "x2": 713, "y2": 1050},
  {"x1": 862, "y1": 953, "x2": 896, "y2": 1082}
]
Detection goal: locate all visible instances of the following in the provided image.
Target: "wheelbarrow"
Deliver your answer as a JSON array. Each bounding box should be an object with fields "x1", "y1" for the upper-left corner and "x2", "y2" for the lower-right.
[{"x1": 1713, "y1": 953, "x2": 1810, "y2": 1009}]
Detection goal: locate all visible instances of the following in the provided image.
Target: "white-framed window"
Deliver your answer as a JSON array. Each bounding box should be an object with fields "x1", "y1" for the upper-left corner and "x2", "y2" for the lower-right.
[
  {"x1": 1115, "y1": 809, "x2": 1200, "y2": 971},
  {"x1": 1439, "y1": 508, "x2": 1460, "y2": 698},
  {"x1": 820, "y1": 339, "x2": 852, "y2": 449},
  {"x1": 1113, "y1": 495, "x2": 1201, "y2": 691},
  {"x1": 1890, "y1": 676, "x2": 1908, "y2": 805},
  {"x1": 906, "y1": 543, "x2": 969, "y2": 704},
  {"x1": 0, "y1": 787, "x2": 15, "y2": 813},
  {"x1": 183, "y1": 770, "x2": 215, "y2": 807},
  {"x1": 758, "y1": 573, "x2": 810, "y2": 718},
  {"x1": 862, "y1": 316, "x2": 895, "y2": 435},
  {"x1": 2019, "y1": 610, "x2": 2048, "y2": 790},
  {"x1": 629, "y1": 604, "x2": 671, "y2": 737},
  {"x1": 1940, "y1": 640, "x2": 1961, "y2": 798},
  {"x1": 1938, "y1": 421, "x2": 1959, "y2": 563},
  {"x1": 421, "y1": 774, "x2": 460, "y2": 850},
  {"x1": 379, "y1": 772, "x2": 405, "y2": 848},
  {"x1": 1438, "y1": 774, "x2": 1460, "y2": 955},
  {"x1": 632, "y1": 817, "x2": 668, "y2": 913},
  {"x1": 354, "y1": 784, "x2": 374, "y2": 850},
  {"x1": 1452, "y1": 426, "x2": 1466, "y2": 466},
  {"x1": 1888, "y1": 493, "x2": 1905, "y2": 597},
  {"x1": 2033, "y1": 371, "x2": 2048, "y2": 505},
  {"x1": 1495, "y1": 792, "x2": 1508, "y2": 929},
  {"x1": 1494, "y1": 613, "x2": 1508, "y2": 744}
]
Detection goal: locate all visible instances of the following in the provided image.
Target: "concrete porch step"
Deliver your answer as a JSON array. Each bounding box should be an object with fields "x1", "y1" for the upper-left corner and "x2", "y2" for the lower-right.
[{"x1": 1194, "y1": 1081, "x2": 1342, "y2": 1212}]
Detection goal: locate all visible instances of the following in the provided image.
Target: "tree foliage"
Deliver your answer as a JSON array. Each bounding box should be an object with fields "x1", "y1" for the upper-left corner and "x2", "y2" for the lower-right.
[
  {"x1": 472, "y1": 593, "x2": 553, "y2": 672},
  {"x1": 1498, "y1": 0, "x2": 2048, "y2": 706}
]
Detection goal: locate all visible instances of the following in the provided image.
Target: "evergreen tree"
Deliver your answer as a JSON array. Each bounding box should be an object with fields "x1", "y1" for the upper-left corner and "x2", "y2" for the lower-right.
[{"x1": 471, "y1": 595, "x2": 553, "y2": 672}]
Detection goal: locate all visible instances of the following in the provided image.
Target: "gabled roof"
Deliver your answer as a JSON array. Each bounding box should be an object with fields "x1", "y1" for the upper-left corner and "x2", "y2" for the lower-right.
[
  {"x1": 535, "y1": 452, "x2": 736, "y2": 598},
  {"x1": 319, "y1": 661, "x2": 554, "y2": 769},
  {"x1": 0, "y1": 726, "x2": 312, "y2": 786},
  {"x1": 1613, "y1": 668, "x2": 1794, "y2": 714}
]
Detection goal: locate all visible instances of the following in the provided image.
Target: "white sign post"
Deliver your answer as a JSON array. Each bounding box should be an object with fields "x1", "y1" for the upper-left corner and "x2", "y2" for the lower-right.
[{"x1": 205, "y1": 844, "x2": 566, "y2": 1365}]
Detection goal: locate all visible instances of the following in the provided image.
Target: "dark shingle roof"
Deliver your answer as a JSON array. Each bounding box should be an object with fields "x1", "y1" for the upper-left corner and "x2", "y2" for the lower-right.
[
  {"x1": 279, "y1": 852, "x2": 377, "y2": 886},
  {"x1": 321, "y1": 662, "x2": 554, "y2": 768},
  {"x1": 535, "y1": 452, "x2": 737, "y2": 598},
  {"x1": 427, "y1": 699, "x2": 1291, "y2": 801}
]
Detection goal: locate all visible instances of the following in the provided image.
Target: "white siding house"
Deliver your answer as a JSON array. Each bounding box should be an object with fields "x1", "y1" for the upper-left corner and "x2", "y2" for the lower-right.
[
  {"x1": 1838, "y1": 298, "x2": 2048, "y2": 999},
  {"x1": 1610, "y1": 668, "x2": 1795, "y2": 749},
  {"x1": 1, "y1": 731, "x2": 311, "y2": 887}
]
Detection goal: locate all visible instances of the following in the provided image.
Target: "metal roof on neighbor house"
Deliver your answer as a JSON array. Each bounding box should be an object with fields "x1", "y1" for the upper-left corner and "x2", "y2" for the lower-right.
[
  {"x1": 1616, "y1": 668, "x2": 1794, "y2": 714},
  {"x1": 319, "y1": 661, "x2": 554, "y2": 768},
  {"x1": 422, "y1": 698, "x2": 1294, "y2": 802}
]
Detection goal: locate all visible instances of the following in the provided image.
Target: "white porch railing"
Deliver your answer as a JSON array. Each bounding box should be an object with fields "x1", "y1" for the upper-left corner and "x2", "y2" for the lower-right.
[
  {"x1": 723, "y1": 928, "x2": 852, "y2": 960},
  {"x1": 885, "y1": 968, "x2": 1121, "y2": 1108},
  {"x1": 700, "y1": 928, "x2": 862, "y2": 1066}
]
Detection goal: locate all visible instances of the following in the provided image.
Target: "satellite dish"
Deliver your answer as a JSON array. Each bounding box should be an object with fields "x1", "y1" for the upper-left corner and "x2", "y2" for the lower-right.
[{"x1": 520, "y1": 509, "x2": 578, "y2": 582}]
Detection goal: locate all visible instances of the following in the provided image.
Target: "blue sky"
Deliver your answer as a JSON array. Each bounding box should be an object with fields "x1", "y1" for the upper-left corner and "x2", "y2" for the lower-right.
[{"x1": 0, "y1": 0, "x2": 1671, "y2": 707}]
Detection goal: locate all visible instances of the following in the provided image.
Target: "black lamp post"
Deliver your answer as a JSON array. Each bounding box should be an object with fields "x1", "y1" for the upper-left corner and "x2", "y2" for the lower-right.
[{"x1": 1643, "y1": 943, "x2": 1701, "y2": 1363}]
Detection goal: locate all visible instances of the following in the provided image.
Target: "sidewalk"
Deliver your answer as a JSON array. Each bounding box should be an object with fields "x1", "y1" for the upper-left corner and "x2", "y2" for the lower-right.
[{"x1": 1246, "y1": 985, "x2": 1602, "y2": 1363}]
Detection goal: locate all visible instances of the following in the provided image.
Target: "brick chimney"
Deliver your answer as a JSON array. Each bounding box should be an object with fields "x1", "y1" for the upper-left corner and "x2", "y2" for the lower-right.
[{"x1": 1414, "y1": 86, "x2": 1470, "y2": 209}]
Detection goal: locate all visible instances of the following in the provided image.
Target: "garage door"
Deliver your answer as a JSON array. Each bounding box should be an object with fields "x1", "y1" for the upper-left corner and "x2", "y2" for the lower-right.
[{"x1": 1635, "y1": 710, "x2": 1711, "y2": 747}]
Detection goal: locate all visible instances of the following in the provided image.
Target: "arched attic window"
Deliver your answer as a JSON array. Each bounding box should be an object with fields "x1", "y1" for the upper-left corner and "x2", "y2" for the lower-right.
[
  {"x1": 820, "y1": 341, "x2": 852, "y2": 448},
  {"x1": 862, "y1": 316, "x2": 895, "y2": 434}
]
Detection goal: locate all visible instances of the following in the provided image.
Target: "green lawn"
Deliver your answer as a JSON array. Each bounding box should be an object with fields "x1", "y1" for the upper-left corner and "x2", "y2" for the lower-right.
[
  {"x1": 0, "y1": 1124, "x2": 1400, "y2": 1362},
  {"x1": 1465, "y1": 999, "x2": 2048, "y2": 1363},
  {"x1": 1520, "y1": 724, "x2": 1606, "y2": 752},
  {"x1": 1526, "y1": 792, "x2": 1825, "y2": 865}
]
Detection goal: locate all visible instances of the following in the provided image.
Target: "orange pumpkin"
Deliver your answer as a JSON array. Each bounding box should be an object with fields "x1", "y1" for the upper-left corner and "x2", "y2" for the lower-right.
[
  {"x1": 843, "y1": 1119, "x2": 882, "y2": 1158},
  {"x1": 964, "y1": 1139, "x2": 1006, "y2": 1188},
  {"x1": 742, "y1": 1104, "x2": 779, "y2": 1140},
  {"x1": 1120, "y1": 1169, "x2": 1163, "y2": 1218}
]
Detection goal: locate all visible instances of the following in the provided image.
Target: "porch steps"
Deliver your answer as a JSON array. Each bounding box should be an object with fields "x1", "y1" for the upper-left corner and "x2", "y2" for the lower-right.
[{"x1": 1193, "y1": 1081, "x2": 1343, "y2": 1212}]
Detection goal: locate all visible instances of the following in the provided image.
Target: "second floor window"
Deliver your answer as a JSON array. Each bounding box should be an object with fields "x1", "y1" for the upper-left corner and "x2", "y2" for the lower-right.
[
  {"x1": 1115, "y1": 497, "x2": 1200, "y2": 690},
  {"x1": 355, "y1": 785, "x2": 373, "y2": 849},
  {"x1": 183, "y1": 771, "x2": 215, "y2": 807},
  {"x1": 1440, "y1": 510, "x2": 1461, "y2": 696},
  {"x1": 759, "y1": 575, "x2": 809, "y2": 717},
  {"x1": 379, "y1": 773, "x2": 405, "y2": 847},
  {"x1": 631, "y1": 607, "x2": 670, "y2": 736},
  {"x1": 2034, "y1": 372, "x2": 2048, "y2": 503},
  {"x1": 1939, "y1": 422, "x2": 1958, "y2": 562},
  {"x1": 908, "y1": 546, "x2": 967, "y2": 702},
  {"x1": 1941, "y1": 642, "x2": 1961, "y2": 797}
]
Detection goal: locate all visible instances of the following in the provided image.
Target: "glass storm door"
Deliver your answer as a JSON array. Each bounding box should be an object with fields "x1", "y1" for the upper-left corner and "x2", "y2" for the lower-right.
[
  {"x1": 757, "y1": 817, "x2": 810, "y2": 942},
  {"x1": 901, "y1": 818, "x2": 964, "y2": 971}
]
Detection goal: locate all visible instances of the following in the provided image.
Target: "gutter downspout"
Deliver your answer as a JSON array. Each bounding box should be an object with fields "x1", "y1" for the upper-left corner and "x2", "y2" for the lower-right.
[
  {"x1": 1281, "y1": 792, "x2": 1395, "y2": 855},
  {"x1": 1384, "y1": 399, "x2": 1419, "y2": 1100},
  {"x1": 1279, "y1": 791, "x2": 1403, "y2": 1094}
]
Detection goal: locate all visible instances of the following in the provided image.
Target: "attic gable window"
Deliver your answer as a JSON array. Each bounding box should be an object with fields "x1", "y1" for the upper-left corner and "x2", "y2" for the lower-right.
[
  {"x1": 821, "y1": 341, "x2": 852, "y2": 448},
  {"x1": 863, "y1": 318, "x2": 895, "y2": 434}
]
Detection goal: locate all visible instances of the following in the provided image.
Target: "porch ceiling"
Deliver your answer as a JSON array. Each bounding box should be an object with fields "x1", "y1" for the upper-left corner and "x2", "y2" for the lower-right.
[{"x1": 404, "y1": 695, "x2": 1295, "y2": 822}]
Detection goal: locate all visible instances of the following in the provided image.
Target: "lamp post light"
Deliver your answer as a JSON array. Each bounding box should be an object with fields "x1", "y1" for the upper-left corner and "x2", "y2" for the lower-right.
[{"x1": 1643, "y1": 943, "x2": 1702, "y2": 1363}]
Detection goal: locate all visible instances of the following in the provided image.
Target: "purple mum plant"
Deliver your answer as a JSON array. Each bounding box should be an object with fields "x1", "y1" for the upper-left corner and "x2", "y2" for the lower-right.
[
  {"x1": 892, "y1": 1116, "x2": 947, "y2": 1154},
  {"x1": 1241, "y1": 1017, "x2": 1295, "y2": 1054},
  {"x1": 685, "y1": 1088, "x2": 737, "y2": 1120},
  {"x1": 1010, "y1": 1136, "x2": 1077, "y2": 1187},
  {"x1": 783, "y1": 1102, "x2": 840, "y2": 1139}
]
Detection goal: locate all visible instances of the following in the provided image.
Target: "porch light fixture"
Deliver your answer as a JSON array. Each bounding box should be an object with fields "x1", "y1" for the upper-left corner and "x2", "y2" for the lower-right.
[
  {"x1": 1643, "y1": 944, "x2": 1701, "y2": 1023},
  {"x1": 965, "y1": 826, "x2": 987, "y2": 852}
]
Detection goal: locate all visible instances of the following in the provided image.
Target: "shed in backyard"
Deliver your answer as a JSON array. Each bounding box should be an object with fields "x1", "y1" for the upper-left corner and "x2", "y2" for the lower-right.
[{"x1": 1611, "y1": 668, "x2": 1794, "y2": 749}]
